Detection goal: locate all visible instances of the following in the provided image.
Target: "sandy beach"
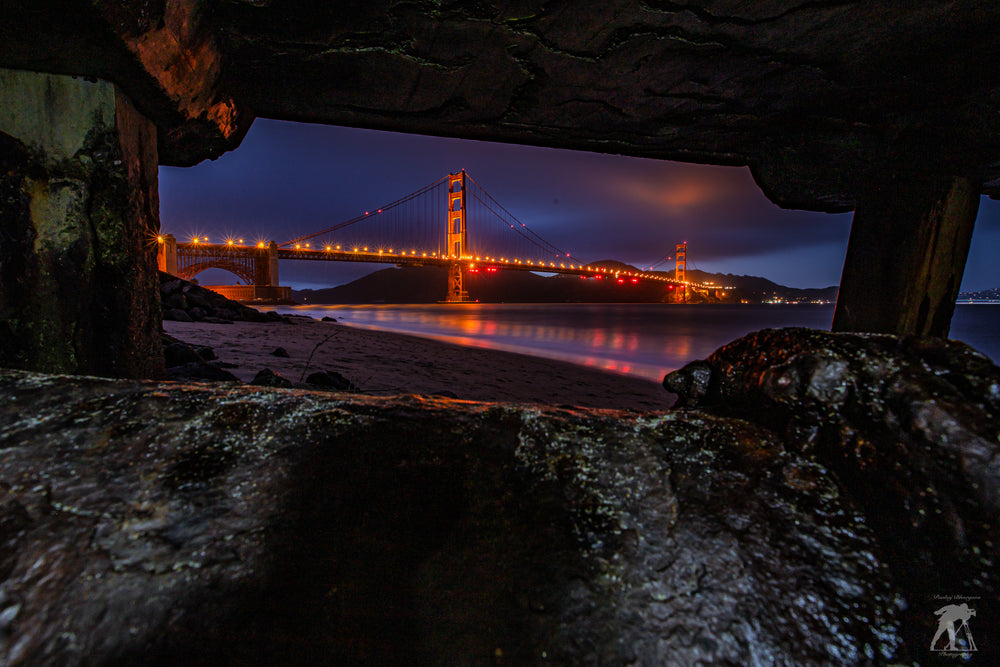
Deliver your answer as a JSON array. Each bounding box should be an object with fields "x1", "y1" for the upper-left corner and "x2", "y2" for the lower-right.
[{"x1": 164, "y1": 317, "x2": 674, "y2": 411}]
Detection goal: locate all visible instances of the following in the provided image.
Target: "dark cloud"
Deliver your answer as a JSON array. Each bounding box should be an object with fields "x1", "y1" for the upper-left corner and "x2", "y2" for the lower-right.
[{"x1": 160, "y1": 119, "x2": 998, "y2": 291}]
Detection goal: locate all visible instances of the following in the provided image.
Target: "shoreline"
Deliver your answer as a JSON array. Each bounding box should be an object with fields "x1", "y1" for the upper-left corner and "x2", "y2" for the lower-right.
[{"x1": 163, "y1": 318, "x2": 675, "y2": 411}]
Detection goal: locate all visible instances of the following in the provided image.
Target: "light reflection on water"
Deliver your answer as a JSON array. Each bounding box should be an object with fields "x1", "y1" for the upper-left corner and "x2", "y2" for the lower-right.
[{"x1": 274, "y1": 303, "x2": 1000, "y2": 382}]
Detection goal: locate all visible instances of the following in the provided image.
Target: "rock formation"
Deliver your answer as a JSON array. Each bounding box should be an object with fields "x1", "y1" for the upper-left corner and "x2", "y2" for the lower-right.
[
  {"x1": 665, "y1": 328, "x2": 1000, "y2": 661},
  {"x1": 2, "y1": 330, "x2": 997, "y2": 665},
  {"x1": 160, "y1": 273, "x2": 285, "y2": 324}
]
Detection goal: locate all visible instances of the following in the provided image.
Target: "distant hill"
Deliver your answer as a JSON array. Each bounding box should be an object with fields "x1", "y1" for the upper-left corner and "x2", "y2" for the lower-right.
[
  {"x1": 294, "y1": 265, "x2": 678, "y2": 304},
  {"x1": 293, "y1": 265, "x2": 840, "y2": 305},
  {"x1": 696, "y1": 272, "x2": 839, "y2": 304},
  {"x1": 957, "y1": 287, "x2": 1000, "y2": 302}
]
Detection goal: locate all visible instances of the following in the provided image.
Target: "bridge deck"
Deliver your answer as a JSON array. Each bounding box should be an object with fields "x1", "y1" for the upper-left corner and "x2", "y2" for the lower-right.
[
  {"x1": 173, "y1": 242, "x2": 718, "y2": 287},
  {"x1": 273, "y1": 247, "x2": 691, "y2": 285}
]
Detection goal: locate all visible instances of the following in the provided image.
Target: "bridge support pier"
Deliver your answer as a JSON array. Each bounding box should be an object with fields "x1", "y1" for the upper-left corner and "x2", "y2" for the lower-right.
[
  {"x1": 0, "y1": 68, "x2": 163, "y2": 377},
  {"x1": 158, "y1": 234, "x2": 178, "y2": 275},
  {"x1": 833, "y1": 160, "x2": 978, "y2": 337},
  {"x1": 446, "y1": 264, "x2": 469, "y2": 302},
  {"x1": 267, "y1": 241, "x2": 279, "y2": 286}
]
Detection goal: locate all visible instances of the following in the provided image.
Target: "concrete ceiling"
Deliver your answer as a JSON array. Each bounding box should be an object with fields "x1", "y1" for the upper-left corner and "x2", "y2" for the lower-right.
[{"x1": 4, "y1": 1, "x2": 1000, "y2": 211}]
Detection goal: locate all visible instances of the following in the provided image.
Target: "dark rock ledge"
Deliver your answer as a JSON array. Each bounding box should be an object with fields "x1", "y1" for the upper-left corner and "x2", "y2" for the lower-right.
[{"x1": 0, "y1": 329, "x2": 997, "y2": 665}]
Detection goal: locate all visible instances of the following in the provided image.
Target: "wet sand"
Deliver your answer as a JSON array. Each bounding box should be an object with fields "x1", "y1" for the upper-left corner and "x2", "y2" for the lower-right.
[{"x1": 164, "y1": 317, "x2": 674, "y2": 411}]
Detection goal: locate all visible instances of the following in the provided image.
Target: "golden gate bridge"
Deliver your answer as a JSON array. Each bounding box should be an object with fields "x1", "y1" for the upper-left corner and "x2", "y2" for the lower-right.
[{"x1": 157, "y1": 171, "x2": 710, "y2": 302}]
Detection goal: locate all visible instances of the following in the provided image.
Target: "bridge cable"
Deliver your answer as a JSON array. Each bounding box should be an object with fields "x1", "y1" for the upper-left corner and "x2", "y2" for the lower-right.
[
  {"x1": 280, "y1": 175, "x2": 450, "y2": 248},
  {"x1": 464, "y1": 173, "x2": 589, "y2": 265}
]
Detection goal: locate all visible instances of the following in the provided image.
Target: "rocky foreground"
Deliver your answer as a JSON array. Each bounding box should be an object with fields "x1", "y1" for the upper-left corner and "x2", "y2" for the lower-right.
[{"x1": 1, "y1": 329, "x2": 998, "y2": 665}]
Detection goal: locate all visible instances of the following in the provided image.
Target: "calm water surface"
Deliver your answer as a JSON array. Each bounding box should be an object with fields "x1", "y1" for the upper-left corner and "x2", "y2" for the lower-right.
[{"x1": 274, "y1": 303, "x2": 1000, "y2": 382}]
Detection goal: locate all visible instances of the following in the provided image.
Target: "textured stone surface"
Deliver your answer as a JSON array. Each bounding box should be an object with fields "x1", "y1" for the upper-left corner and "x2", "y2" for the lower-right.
[
  {"x1": 0, "y1": 69, "x2": 163, "y2": 378},
  {"x1": 4, "y1": 2, "x2": 1000, "y2": 208},
  {"x1": 665, "y1": 327, "x2": 1000, "y2": 663},
  {"x1": 1, "y1": 368, "x2": 910, "y2": 665}
]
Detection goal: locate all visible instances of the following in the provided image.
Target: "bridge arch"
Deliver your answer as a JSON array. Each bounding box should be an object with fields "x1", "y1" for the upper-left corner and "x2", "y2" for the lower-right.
[
  {"x1": 173, "y1": 244, "x2": 273, "y2": 286},
  {"x1": 176, "y1": 260, "x2": 256, "y2": 285}
]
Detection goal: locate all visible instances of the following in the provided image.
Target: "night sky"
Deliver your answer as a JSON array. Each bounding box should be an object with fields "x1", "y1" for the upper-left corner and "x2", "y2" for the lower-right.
[{"x1": 159, "y1": 119, "x2": 1000, "y2": 293}]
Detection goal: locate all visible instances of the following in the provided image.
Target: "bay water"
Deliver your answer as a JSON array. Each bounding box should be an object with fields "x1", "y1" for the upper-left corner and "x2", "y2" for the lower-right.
[{"x1": 273, "y1": 303, "x2": 1000, "y2": 382}]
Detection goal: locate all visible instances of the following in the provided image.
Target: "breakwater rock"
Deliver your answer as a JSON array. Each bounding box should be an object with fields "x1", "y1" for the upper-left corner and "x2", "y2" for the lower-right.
[
  {"x1": 1, "y1": 329, "x2": 997, "y2": 665},
  {"x1": 160, "y1": 273, "x2": 285, "y2": 324}
]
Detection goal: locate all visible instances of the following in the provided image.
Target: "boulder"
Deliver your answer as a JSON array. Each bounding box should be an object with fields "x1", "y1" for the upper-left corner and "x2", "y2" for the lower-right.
[
  {"x1": 160, "y1": 336, "x2": 233, "y2": 383},
  {"x1": 0, "y1": 369, "x2": 905, "y2": 665},
  {"x1": 665, "y1": 328, "x2": 1000, "y2": 659},
  {"x1": 304, "y1": 370, "x2": 356, "y2": 392},
  {"x1": 161, "y1": 362, "x2": 241, "y2": 384},
  {"x1": 250, "y1": 368, "x2": 293, "y2": 388},
  {"x1": 163, "y1": 342, "x2": 203, "y2": 368}
]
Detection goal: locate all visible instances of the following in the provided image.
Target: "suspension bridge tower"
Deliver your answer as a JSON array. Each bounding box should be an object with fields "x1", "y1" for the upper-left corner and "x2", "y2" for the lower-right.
[
  {"x1": 446, "y1": 170, "x2": 470, "y2": 302},
  {"x1": 675, "y1": 242, "x2": 687, "y2": 302}
]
